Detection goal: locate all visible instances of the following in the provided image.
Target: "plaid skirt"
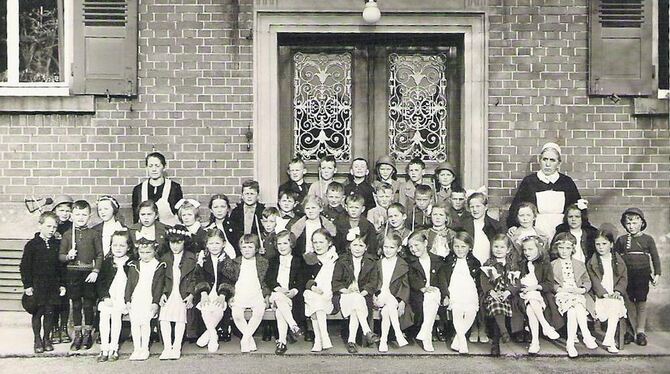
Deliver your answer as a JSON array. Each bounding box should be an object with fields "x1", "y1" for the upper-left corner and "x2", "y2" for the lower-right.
[{"x1": 484, "y1": 282, "x2": 512, "y2": 317}]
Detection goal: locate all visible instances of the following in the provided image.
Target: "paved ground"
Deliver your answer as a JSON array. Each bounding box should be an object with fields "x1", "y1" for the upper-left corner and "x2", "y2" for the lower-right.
[{"x1": 1, "y1": 355, "x2": 669, "y2": 374}]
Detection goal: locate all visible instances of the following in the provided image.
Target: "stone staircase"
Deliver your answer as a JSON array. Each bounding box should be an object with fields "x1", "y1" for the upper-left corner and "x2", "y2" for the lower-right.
[{"x1": 0, "y1": 239, "x2": 25, "y2": 311}]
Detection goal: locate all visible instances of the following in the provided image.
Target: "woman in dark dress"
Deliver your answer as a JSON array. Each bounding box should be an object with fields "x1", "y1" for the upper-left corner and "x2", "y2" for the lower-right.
[
  {"x1": 20, "y1": 211, "x2": 65, "y2": 353},
  {"x1": 131, "y1": 152, "x2": 183, "y2": 226}
]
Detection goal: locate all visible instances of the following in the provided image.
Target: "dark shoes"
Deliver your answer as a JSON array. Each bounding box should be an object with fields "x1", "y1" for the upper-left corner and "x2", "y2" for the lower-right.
[
  {"x1": 346, "y1": 342, "x2": 358, "y2": 354},
  {"x1": 70, "y1": 330, "x2": 83, "y2": 351},
  {"x1": 636, "y1": 333, "x2": 648, "y2": 346},
  {"x1": 436, "y1": 328, "x2": 447, "y2": 342},
  {"x1": 624, "y1": 332, "x2": 635, "y2": 345},
  {"x1": 500, "y1": 332, "x2": 511, "y2": 344},
  {"x1": 289, "y1": 326, "x2": 303, "y2": 341},
  {"x1": 304, "y1": 331, "x2": 315, "y2": 342},
  {"x1": 108, "y1": 350, "x2": 119, "y2": 362},
  {"x1": 217, "y1": 325, "x2": 232, "y2": 342},
  {"x1": 491, "y1": 344, "x2": 501, "y2": 357},
  {"x1": 82, "y1": 329, "x2": 93, "y2": 350},
  {"x1": 262, "y1": 324, "x2": 274, "y2": 342},
  {"x1": 275, "y1": 341, "x2": 287, "y2": 355},
  {"x1": 97, "y1": 352, "x2": 108, "y2": 363},
  {"x1": 43, "y1": 338, "x2": 54, "y2": 352},
  {"x1": 51, "y1": 328, "x2": 61, "y2": 344},
  {"x1": 363, "y1": 332, "x2": 380, "y2": 347},
  {"x1": 34, "y1": 339, "x2": 44, "y2": 354},
  {"x1": 60, "y1": 327, "x2": 72, "y2": 343}
]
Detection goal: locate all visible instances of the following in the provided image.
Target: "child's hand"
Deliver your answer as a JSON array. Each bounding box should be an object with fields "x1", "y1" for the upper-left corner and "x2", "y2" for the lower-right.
[
  {"x1": 159, "y1": 294, "x2": 168, "y2": 307},
  {"x1": 507, "y1": 226, "x2": 518, "y2": 238},
  {"x1": 288, "y1": 289, "x2": 298, "y2": 298},
  {"x1": 442, "y1": 295, "x2": 450, "y2": 307},
  {"x1": 24, "y1": 287, "x2": 33, "y2": 296},
  {"x1": 200, "y1": 292, "x2": 209, "y2": 306},
  {"x1": 184, "y1": 294, "x2": 194, "y2": 309},
  {"x1": 274, "y1": 286, "x2": 289, "y2": 294},
  {"x1": 126, "y1": 302, "x2": 132, "y2": 312},
  {"x1": 652, "y1": 274, "x2": 661, "y2": 286},
  {"x1": 397, "y1": 301, "x2": 406, "y2": 316},
  {"x1": 150, "y1": 303, "x2": 159, "y2": 316},
  {"x1": 348, "y1": 284, "x2": 359, "y2": 293},
  {"x1": 67, "y1": 248, "x2": 77, "y2": 260},
  {"x1": 373, "y1": 295, "x2": 385, "y2": 308},
  {"x1": 104, "y1": 298, "x2": 113, "y2": 308},
  {"x1": 59, "y1": 286, "x2": 66, "y2": 297},
  {"x1": 311, "y1": 286, "x2": 323, "y2": 295},
  {"x1": 500, "y1": 290, "x2": 511, "y2": 301},
  {"x1": 339, "y1": 288, "x2": 351, "y2": 294},
  {"x1": 214, "y1": 295, "x2": 227, "y2": 309},
  {"x1": 85, "y1": 272, "x2": 98, "y2": 283}
]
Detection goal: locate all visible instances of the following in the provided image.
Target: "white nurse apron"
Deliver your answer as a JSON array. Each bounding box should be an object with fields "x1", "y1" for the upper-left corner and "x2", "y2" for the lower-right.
[{"x1": 141, "y1": 179, "x2": 178, "y2": 226}]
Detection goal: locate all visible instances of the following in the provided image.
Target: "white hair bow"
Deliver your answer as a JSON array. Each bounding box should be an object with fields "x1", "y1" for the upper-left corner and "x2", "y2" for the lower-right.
[
  {"x1": 576, "y1": 199, "x2": 589, "y2": 210},
  {"x1": 175, "y1": 198, "x2": 201, "y2": 210}
]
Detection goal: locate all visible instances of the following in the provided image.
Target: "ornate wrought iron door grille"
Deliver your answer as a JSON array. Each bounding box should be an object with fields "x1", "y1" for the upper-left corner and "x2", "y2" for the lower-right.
[
  {"x1": 292, "y1": 52, "x2": 352, "y2": 162},
  {"x1": 388, "y1": 53, "x2": 448, "y2": 162}
]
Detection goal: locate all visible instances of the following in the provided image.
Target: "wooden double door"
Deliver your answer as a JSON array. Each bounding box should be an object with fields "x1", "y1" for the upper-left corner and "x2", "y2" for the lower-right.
[{"x1": 277, "y1": 34, "x2": 463, "y2": 182}]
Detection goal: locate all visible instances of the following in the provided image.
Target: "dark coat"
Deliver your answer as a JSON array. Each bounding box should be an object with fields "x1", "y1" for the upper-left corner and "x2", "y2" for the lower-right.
[
  {"x1": 344, "y1": 179, "x2": 376, "y2": 212},
  {"x1": 193, "y1": 254, "x2": 231, "y2": 300},
  {"x1": 507, "y1": 173, "x2": 581, "y2": 228},
  {"x1": 131, "y1": 179, "x2": 183, "y2": 224},
  {"x1": 462, "y1": 215, "x2": 504, "y2": 243},
  {"x1": 332, "y1": 253, "x2": 378, "y2": 312},
  {"x1": 205, "y1": 219, "x2": 239, "y2": 255},
  {"x1": 375, "y1": 256, "x2": 414, "y2": 329},
  {"x1": 124, "y1": 260, "x2": 167, "y2": 304},
  {"x1": 20, "y1": 233, "x2": 63, "y2": 306},
  {"x1": 586, "y1": 253, "x2": 629, "y2": 299},
  {"x1": 229, "y1": 202, "x2": 266, "y2": 253},
  {"x1": 221, "y1": 255, "x2": 271, "y2": 299},
  {"x1": 58, "y1": 226, "x2": 104, "y2": 272},
  {"x1": 517, "y1": 256, "x2": 564, "y2": 330},
  {"x1": 334, "y1": 215, "x2": 378, "y2": 257},
  {"x1": 96, "y1": 255, "x2": 131, "y2": 300},
  {"x1": 551, "y1": 223, "x2": 599, "y2": 261},
  {"x1": 408, "y1": 253, "x2": 445, "y2": 324},
  {"x1": 437, "y1": 253, "x2": 482, "y2": 299},
  {"x1": 290, "y1": 216, "x2": 337, "y2": 257},
  {"x1": 266, "y1": 254, "x2": 306, "y2": 322},
  {"x1": 161, "y1": 251, "x2": 197, "y2": 299}
]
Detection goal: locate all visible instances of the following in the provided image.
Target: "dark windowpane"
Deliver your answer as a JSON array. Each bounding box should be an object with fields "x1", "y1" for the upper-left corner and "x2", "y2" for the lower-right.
[
  {"x1": 660, "y1": 0, "x2": 669, "y2": 90},
  {"x1": 0, "y1": 1, "x2": 7, "y2": 82},
  {"x1": 19, "y1": 0, "x2": 60, "y2": 82}
]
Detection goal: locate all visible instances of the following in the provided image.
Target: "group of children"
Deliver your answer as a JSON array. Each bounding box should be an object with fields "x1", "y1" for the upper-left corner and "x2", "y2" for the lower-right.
[{"x1": 19, "y1": 153, "x2": 662, "y2": 360}]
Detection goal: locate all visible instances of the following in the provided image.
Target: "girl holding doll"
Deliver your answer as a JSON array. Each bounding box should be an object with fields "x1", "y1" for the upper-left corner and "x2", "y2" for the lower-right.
[
  {"x1": 550, "y1": 232, "x2": 598, "y2": 358},
  {"x1": 332, "y1": 235, "x2": 381, "y2": 353},
  {"x1": 438, "y1": 231, "x2": 481, "y2": 354},
  {"x1": 303, "y1": 229, "x2": 339, "y2": 352},
  {"x1": 125, "y1": 238, "x2": 166, "y2": 361},
  {"x1": 95, "y1": 229, "x2": 132, "y2": 362},
  {"x1": 587, "y1": 230, "x2": 629, "y2": 354},
  {"x1": 158, "y1": 226, "x2": 197, "y2": 360}
]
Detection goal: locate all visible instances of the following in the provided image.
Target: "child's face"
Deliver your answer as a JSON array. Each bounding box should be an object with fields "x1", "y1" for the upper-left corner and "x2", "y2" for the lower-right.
[
  {"x1": 110, "y1": 235, "x2": 129, "y2": 258},
  {"x1": 72, "y1": 207, "x2": 91, "y2": 228},
  {"x1": 312, "y1": 233, "x2": 330, "y2": 255},
  {"x1": 415, "y1": 193, "x2": 432, "y2": 211},
  {"x1": 595, "y1": 236, "x2": 613, "y2": 256},
  {"x1": 450, "y1": 192, "x2": 466, "y2": 210},
  {"x1": 408, "y1": 237, "x2": 428, "y2": 258},
  {"x1": 517, "y1": 207, "x2": 535, "y2": 229},
  {"x1": 210, "y1": 198, "x2": 229, "y2": 220},
  {"x1": 387, "y1": 207, "x2": 406, "y2": 229},
  {"x1": 304, "y1": 201, "x2": 322, "y2": 220},
  {"x1": 522, "y1": 241, "x2": 540, "y2": 261},
  {"x1": 350, "y1": 238, "x2": 367, "y2": 258},
  {"x1": 240, "y1": 242, "x2": 257, "y2": 259},
  {"x1": 242, "y1": 187, "x2": 259, "y2": 206},
  {"x1": 278, "y1": 195, "x2": 297, "y2": 213},
  {"x1": 207, "y1": 237, "x2": 224, "y2": 256},
  {"x1": 491, "y1": 239, "x2": 510, "y2": 259},
  {"x1": 437, "y1": 170, "x2": 455, "y2": 188},
  {"x1": 350, "y1": 160, "x2": 369, "y2": 179},
  {"x1": 137, "y1": 244, "x2": 156, "y2": 263},
  {"x1": 345, "y1": 200, "x2": 365, "y2": 220},
  {"x1": 539, "y1": 149, "x2": 560, "y2": 176},
  {"x1": 378, "y1": 164, "x2": 394, "y2": 180},
  {"x1": 54, "y1": 204, "x2": 72, "y2": 222},
  {"x1": 146, "y1": 156, "x2": 165, "y2": 180},
  {"x1": 261, "y1": 215, "x2": 277, "y2": 233},
  {"x1": 180, "y1": 209, "x2": 197, "y2": 226},
  {"x1": 375, "y1": 189, "x2": 393, "y2": 209},
  {"x1": 430, "y1": 207, "x2": 447, "y2": 227},
  {"x1": 139, "y1": 207, "x2": 157, "y2": 227},
  {"x1": 97, "y1": 200, "x2": 116, "y2": 222},
  {"x1": 624, "y1": 215, "x2": 643, "y2": 235},
  {"x1": 407, "y1": 163, "x2": 424, "y2": 183},
  {"x1": 39, "y1": 217, "x2": 58, "y2": 239},
  {"x1": 468, "y1": 197, "x2": 487, "y2": 220},
  {"x1": 276, "y1": 236, "x2": 293, "y2": 256},
  {"x1": 556, "y1": 241, "x2": 574, "y2": 260},
  {"x1": 169, "y1": 240, "x2": 184, "y2": 255},
  {"x1": 319, "y1": 161, "x2": 336, "y2": 181},
  {"x1": 382, "y1": 239, "x2": 399, "y2": 259},
  {"x1": 288, "y1": 163, "x2": 306, "y2": 183},
  {"x1": 326, "y1": 190, "x2": 344, "y2": 208},
  {"x1": 566, "y1": 209, "x2": 582, "y2": 230},
  {"x1": 452, "y1": 238, "x2": 470, "y2": 259}
]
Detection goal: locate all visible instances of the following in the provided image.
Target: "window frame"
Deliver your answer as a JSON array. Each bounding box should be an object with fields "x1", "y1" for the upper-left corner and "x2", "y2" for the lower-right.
[
  {"x1": 657, "y1": 0, "x2": 670, "y2": 99},
  {"x1": 0, "y1": 0, "x2": 73, "y2": 96}
]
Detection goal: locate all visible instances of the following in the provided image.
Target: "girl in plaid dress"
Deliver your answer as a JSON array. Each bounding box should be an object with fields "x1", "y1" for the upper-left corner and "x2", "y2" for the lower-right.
[{"x1": 480, "y1": 234, "x2": 519, "y2": 356}]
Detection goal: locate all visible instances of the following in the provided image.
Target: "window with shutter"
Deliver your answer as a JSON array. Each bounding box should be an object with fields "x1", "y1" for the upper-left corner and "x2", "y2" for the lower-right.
[
  {"x1": 589, "y1": 0, "x2": 653, "y2": 96},
  {"x1": 71, "y1": 0, "x2": 137, "y2": 96}
]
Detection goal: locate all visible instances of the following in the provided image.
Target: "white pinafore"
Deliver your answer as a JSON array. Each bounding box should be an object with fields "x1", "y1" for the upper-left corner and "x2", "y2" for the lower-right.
[{"x1": 141, "y1": 179, "x2": 178, "y2": 226}]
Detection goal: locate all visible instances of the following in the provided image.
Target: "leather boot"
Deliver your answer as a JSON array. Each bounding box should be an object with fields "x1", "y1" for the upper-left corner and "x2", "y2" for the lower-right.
[
  {"x1": 70, "y1": 330, "x2": 82, "y2": 351},
  {"x1": 51, "y1": 326, "x2": 61, "y2": 344},
  {"x1": 82, "y1": 329, "x2": 93, "y2": 350},
  {"x1": 60, "y1": 326, "x2": 72, "y2": 343}
]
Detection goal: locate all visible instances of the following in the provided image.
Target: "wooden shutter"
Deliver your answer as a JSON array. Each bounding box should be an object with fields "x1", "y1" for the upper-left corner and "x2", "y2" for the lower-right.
[
  {"x1": 71, "y1": 0, "x2": 138, "y2": 95},
  {"x1": 589, "y1": 0, "x2": 653, "y2": 96}
]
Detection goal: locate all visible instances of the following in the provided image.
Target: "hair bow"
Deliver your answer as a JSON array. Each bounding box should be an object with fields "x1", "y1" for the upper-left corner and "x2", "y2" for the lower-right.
[
  {"x1": 175, "y1": 198, "x2": 201, "y2": 210},
  {"x1": 97, "y1": 195, "x2": 120, "y2": 209},
  {"x1": 576, "y1": 199, "x2": 588, "y2": 210},
  {"x1": 135, "y1": 230, "x2": 156, "y2": 242},
  {"x1": 465, "y1": 186, "x2": 487, "y2": 199}
]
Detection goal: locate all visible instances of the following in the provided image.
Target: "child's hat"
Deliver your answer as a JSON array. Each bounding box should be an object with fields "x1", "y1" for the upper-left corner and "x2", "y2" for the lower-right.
[
  {"x1": 166, "y1": 224, "x2": 192, "y2": 242},
  {"x1": 375, "y1": 155, "x2": 396, "y2": 172},
  {"x1": 620, "y1": 207, "x2": 647, "y2": 231},
  {"x1": 50, "y1": 195, "x2": 73, "y2": 210},
  {"x1": 21, "y1": 294, "x2": 37, "y2": 315},
  {"x1": 135, "y1": 236, "x2": 158, "y2": 246},
  {"x1": 435, "y1": 161, "x2": 456, "y2": 175}
]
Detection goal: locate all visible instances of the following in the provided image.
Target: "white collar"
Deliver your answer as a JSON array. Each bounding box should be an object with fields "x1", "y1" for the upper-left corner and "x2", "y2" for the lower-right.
[
  {"x1": 186, "y1": 221, "x2": 201, "y2": 234},
  {"x1": 537, "y1": 171, "x2": 559, "y2": 184}
]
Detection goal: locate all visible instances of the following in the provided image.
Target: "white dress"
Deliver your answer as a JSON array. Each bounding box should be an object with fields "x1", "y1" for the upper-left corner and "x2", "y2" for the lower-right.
[
  {"x1": 339, "y1": 256, "x2": 368, "y2": 318},
  {"x1": 447, "y1": 258, "x2": 479, "y2": 313},
  {"x1": 520, "y1": 261, "x2": 546, "y2": 308},
  {"x1": 472, "y1": 218, "x2": 491, "y2": 264},
  {"x1": 269, "y1": 255, "x2": 294, "y2": 307},
  {"x1": 594, "y1": 254, "x2": 627, "y2": 321},
  {"x1": 555, "y1": 259, "x2": 586, "y2": 315},
  {"x1": 159, "y1": 253, "x2": 187, "y2": 323},
  {"x1": 230, "y1": 257, "x2": 265, "y2": 309},
  {"x1": 304, "y1": 248, "x2": 337, "y2": 316},
  {"x1": 197, "y1": 254, "x2": 225, "y2": 313},
  {"x1": 98, "y1": 256, "x2": 128, "y2": 314},
  {"x1": 130, "y1": 258, "x2": 160, "y2": 324}
]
